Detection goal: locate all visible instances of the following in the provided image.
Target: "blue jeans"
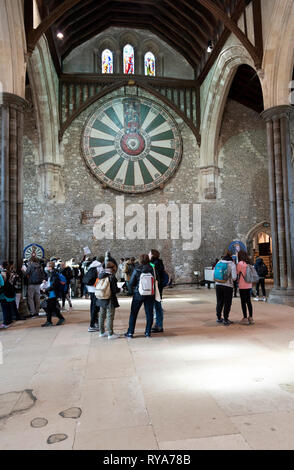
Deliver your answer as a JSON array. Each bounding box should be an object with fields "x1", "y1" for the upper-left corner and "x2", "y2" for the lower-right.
[
  {"x1": 127, "y1": 292, "x2": 154, "y2": 335},
  {"x1": 154, "y1": 300, "x2": 164, "y2": 328}
]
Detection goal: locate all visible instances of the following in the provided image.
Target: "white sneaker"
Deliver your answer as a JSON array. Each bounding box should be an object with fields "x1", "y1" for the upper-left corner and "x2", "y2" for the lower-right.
[
  {"x1": 248, "y1": 317, "x2": 255, "y2": 324},
  {"x1": 99, "y1": 332, "x2": 108, "y2": 337},
  {"x1": 254, "y1": 297, "x2": 260, "y2": 301},
  {"x1": 240, "y1": 317, "x2": 249, "y2": 325},
  {"x1": 108, "y1": 333, "x2": 119, "y2": 340},
  {"x1": 262, "y1": 297, "x2": 267, "y2": 302},
  {"x1": 0, "y1": 323, "x2": 12, "y2": 329}
]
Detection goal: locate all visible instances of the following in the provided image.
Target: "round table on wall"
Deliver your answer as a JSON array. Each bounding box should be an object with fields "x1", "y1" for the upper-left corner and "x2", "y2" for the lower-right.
[{"x1": 82, "y1": 95, "x2": 182, "y2": 193}]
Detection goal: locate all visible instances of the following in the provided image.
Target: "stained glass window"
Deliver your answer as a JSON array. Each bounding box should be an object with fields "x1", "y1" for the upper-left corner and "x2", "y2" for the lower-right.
[
  {"x1": 102, "y1": 49, "x2": 113, "y2": 74},
  {"x1": 144, "y1": 52, "x2": 155, "y2": 77},
  {"x1": 123, "y1": 44, "x2": 134, "y2": 74}
]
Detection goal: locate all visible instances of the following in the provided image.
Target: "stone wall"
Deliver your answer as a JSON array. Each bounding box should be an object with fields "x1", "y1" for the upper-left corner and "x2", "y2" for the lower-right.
[
  {"x1": 63, "y1": 27, "x2": 194, "y2": 80},
  {"x1": 23, "y1": 92, "x2": 269, "y2": 282}
]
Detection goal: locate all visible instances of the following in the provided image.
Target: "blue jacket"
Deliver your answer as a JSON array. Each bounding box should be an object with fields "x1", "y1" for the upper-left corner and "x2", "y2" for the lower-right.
[{"x1": 46, "y1": 270, "x2": 60, "y2": 299}]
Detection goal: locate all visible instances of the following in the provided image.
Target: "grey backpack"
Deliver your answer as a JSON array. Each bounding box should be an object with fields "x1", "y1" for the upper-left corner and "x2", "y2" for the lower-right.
[{"x1": 241, "y1": 265, "x2": 260, "y2": 283}]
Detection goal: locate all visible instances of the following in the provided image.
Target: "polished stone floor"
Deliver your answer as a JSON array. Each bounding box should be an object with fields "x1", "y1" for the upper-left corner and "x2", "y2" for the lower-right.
[{"x1": 1, "y1": 287, "x2": 294, "y2": 450}]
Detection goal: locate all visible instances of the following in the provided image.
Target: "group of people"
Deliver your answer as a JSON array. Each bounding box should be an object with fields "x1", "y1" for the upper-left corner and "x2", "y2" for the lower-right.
[
  {"x1": 0, "y1": 247, "x2": 269, "y2": 333},
  {"x1": 214, "y1": 251, "x2": 269, "y2": 325},
  {"x1": 85, "y1": 250, "x2": 166, "y2": 339}
]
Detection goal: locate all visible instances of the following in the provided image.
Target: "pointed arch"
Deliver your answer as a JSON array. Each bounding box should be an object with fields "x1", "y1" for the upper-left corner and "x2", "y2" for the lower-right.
[
  {"x1": 261, "y1": 0, "x2": 294, "y2": 108},
  {"x1": 200, "y1": 44, "x2": 256, "y2": 169}
]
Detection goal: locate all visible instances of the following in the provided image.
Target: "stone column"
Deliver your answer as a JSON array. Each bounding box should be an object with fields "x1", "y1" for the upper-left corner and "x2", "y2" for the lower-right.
[
  {"x1": 0, "y1": 92, "x2": 27, "y2": 269},
  {"x1": 261, "y1": 105, "x2": 294, "y2": 305}
]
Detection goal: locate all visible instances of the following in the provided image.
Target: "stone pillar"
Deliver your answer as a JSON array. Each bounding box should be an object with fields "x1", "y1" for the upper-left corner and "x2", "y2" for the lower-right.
[
  {"x1": 261, "y1": 105, "x2": 294, "y2": 305},
  {"x1": 0, "y1": 92, "x2": 27, "y2": 269}
]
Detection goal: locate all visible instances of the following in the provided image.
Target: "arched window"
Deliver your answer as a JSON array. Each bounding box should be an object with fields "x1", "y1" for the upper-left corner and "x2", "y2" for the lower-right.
[
  {"x1": 101, "y1": 49, "x2": 113, "y2": 74},
  {"x1": 123, "y1": 44, "x2": 134, "y2": 74},
  {"x1": 144, "y1": 52, "x2": 155, "y2": 76}
]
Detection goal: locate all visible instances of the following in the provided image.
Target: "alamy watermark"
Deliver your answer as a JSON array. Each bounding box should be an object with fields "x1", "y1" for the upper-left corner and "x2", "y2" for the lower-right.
[{"x1": 93, "y1": 196, "x2": 201, "y2": 251}]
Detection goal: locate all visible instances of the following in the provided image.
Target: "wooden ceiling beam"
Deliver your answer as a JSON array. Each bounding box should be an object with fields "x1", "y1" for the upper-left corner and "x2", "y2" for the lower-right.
[
  {"x1": 179, "y1": 0, "x2": 217, "y2": 31},
  {"x1": 196, "y1": 0, "x2": 262, "y2": 67},
  {"x1": 155, "y1": 4, "x2": 207, "y2": 48},
  {"x1": 163, "y1": 0, "x2": 213, "y2": 38},
  {"x1": 62, "y1": 17, "x2": 199, "y2": 69},
  {"x1": 27, "y1": 0, "x2": 83, "y2": 53}
]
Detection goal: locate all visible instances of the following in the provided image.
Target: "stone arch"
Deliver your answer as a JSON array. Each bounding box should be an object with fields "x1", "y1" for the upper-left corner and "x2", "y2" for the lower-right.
[
  {"x1": 141, "y1": 39, "x2": 161, "y2": 76},
  {"x1": 246, "y1": 221, "x2": 273, "y2": 277},
  {"x1": 27, "y1": 36, "x2": 64, "y2": 202},
  {"x1": 0, "y1": 0, "x2": 26, "y2": 97},
  {"x1": 94, "y1": 36, "x2": 118, "y2": 74},
  {"x1": 199, "y1": 44, "x2": 255, "y2": 200},
  {"x1": 119, "y1": 31, "x2": 140, "y2": 74},
  {"x1": 261, "y1": 0, "x2": 294, "y2": 109}
]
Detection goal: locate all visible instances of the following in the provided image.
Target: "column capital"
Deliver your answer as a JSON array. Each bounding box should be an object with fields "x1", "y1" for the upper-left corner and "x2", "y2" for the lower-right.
[
  {"x1": 261, "y1": 105, "x2": 294, "y2": 122},
  {"x1": 0, "y1": 92, "x2": 29, "y2": 112}
]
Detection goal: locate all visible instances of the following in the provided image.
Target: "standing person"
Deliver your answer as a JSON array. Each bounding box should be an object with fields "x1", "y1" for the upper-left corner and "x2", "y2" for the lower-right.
[
  {"x1": 26, "y1": 256, "x2": 46, "y2": 318},
  {"x1": 125, "y1": 254, "x2": 155, "y2": 338},
  {"x1": 80, "y1": 256, "x2": 91, "y2": 298},
  {"x1": 214, "y1": 251, "x2": 237, "y2": 325},
  {"x1": 105, "y1": 251, "x2": 118, "y2": 273},
  {"x1": 85, "y1": 256, "x2": 104, "y2": 332},
  {"x1": 149, "y1": 249, "x2": 165, "y2": 333},
  {"x1": 0, "y1": 263, "x2": 16, "y2": 328},
  {"x1": 59, "y1": 262, "x2": 73, "y2": 311},
  {"x1": 254, "y1": 258, "x2": 268, "y2": 302},
  {"x1": 237, "y1": 251, "x2": 254, "y2": 325},
  {"x1": 232, "y1": 255, "x2": 238, "y2": 298},
  {"x1": 124, "y1": 257, "x2": 135, "y2": 295},
  {"x1": 70, "y1": 259, "x2": 80, "y2": 298},
  {"x1": 42, "y1": 262, "x2": 65, "y2": 327},
  {"x1": 117, "y1": 258, "x2": 125, "y2": 282},
  {"x1": 96, "y1": 261, "x2": 120, "y2": 339}
]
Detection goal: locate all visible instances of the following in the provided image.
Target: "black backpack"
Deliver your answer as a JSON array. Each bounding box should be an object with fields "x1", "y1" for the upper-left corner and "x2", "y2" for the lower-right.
[
  {"x1": 83, "y1": 267, "x2": 98, "y2": 286},
  {"x1": 258, "y1": 263, "x2": 268, "y2": 277},
  {"x1": 3, "y1": 277, "x2": 16, "y2": 298},
  {"x1": 29, "y1": 264, "x2": 45, "y2": 284}
]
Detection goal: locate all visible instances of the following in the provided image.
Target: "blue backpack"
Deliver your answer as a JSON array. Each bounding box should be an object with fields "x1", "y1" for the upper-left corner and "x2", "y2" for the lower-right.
[{"x1": 214, "y1": 262, "x2": 229, "y2": 283}]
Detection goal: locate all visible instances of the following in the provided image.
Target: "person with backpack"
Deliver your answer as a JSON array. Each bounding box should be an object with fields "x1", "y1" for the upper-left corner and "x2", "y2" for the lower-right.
[
  {"x1": 214, "y1": 251, "x2": 237, "y2": 325},
  {"x1": 237, "y1": 251, "x2": 255, "y2": 325},
  {"x1": 85, "y1": 256, "x2": 104, "y2": 332},
  {"x1": 41, "y1": 261, "x2": 66, "y2": 327},
  {"x1": 125, "y1": 254, "x2": 156, "y2": 338},
  {"x1": 149, "y1": 249, "x2": 167, "y2": 333},
  {"x1": 59, "y1": 262, "x2": 73, "y2": 311},
  {"x1": 26, "y1": 255, "x2": 46, "y2": 318},
  {"x1": 95, "y1": 260, "x2": 120, "y2": 339},
  {"x1": 254, "y1": 258, "x2": 268, "y2": 302}
]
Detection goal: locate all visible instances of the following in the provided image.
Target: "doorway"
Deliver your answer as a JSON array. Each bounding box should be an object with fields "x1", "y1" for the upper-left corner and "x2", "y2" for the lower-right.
[{"x1": 247, "y1": 223, "x2": 273, "y2": 278}]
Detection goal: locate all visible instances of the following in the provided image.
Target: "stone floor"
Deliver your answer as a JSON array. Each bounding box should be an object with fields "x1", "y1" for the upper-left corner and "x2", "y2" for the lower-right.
[{"x1": 1, "y1": 286, "x2": 294, "y2": 450}]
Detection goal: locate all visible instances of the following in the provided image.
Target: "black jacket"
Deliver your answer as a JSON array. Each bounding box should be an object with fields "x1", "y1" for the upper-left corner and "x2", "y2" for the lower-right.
[
  {"x1": 152, "y1": 258, "x2": 165, "y2": 293},
  {"x1": 96, "y1": 271, "x2": 120, "y2": 308},
  {"x1": 129, "y1": 264, "x2": 156, "y2": 295}
]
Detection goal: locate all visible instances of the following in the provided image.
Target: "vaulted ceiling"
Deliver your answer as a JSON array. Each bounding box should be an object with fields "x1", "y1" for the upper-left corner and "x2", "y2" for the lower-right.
[{"x1": 32, "y1": 0, "x2": 254, "y2": 80}]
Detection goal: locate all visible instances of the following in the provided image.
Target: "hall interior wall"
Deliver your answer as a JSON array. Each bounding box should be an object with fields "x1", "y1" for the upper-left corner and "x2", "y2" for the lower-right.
[{"x1": 23, "y1": 83, "x2": 269, "y2": 282}]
